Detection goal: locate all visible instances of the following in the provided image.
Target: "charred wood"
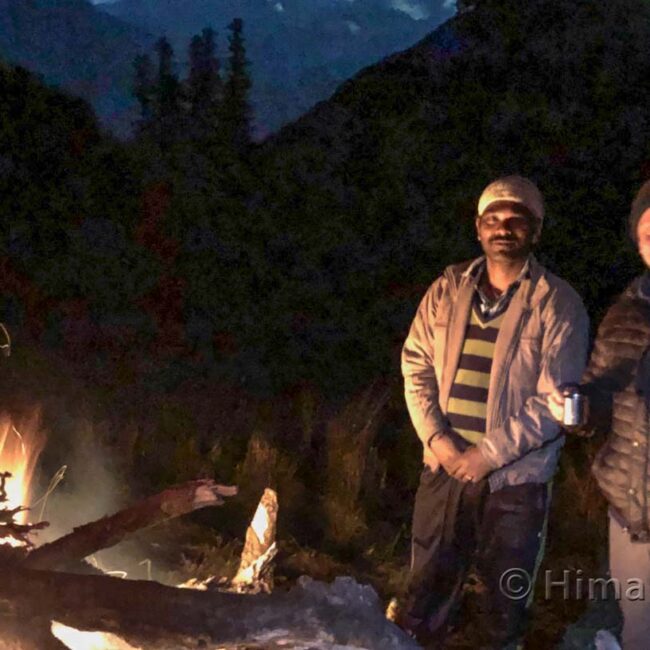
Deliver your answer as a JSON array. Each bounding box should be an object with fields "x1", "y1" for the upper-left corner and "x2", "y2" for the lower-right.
[
  {"x1": 23, "y1": 480, "x2": 237, "y2": 571},
  {"x1": 230, "y1": 487, "x2": 278, "y2": 593}
]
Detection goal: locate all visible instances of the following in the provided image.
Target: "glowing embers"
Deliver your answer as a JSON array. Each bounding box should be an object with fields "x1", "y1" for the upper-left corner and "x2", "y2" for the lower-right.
[
  {"x1": 51, "y1": 622, "x2": 138, "y2": 650},
  {"x1": 0, "y1": 410, "x2": 46, "y2": 547}
]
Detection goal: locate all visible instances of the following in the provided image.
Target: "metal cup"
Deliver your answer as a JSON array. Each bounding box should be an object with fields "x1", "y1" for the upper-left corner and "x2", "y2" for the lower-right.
[{"x1": 561, "y1": 383, "x2": 585, "y2": 427}]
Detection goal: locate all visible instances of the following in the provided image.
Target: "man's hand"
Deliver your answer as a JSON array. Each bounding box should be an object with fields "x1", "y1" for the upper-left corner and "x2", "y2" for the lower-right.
[
  {"x1": 431, "y1": 431, "x2": 469, "y2": 474},
  {"x1": 450, "y1": 446, "x2": 493, "y2": 483},
  {"x1": 546, "y1": 387, "x2": 565, "y2": 423}
]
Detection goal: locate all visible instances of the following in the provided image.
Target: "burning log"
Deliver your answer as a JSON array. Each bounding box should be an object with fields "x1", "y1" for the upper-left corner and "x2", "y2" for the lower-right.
[
  {"x1": 23, "y1": 479, "x2": 237, "y2": 571},
  {"x1": 0, "y1": 568, "x2": 419, "y2": 649},
  {"x1": 0, "y1": 476, "x2": 417, "y2": 648},
  {"x1": 0, "y1": 471, "x2": 48, "y2": 549},
  {"x1": 0, "y1": 411, "x2": 48, "y2": 550}
]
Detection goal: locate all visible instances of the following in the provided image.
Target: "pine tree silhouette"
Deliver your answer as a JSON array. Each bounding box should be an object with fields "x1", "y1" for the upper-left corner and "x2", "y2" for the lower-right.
[
  {"x1": 187, "y1": 27, "x2": 223, "y2": 142},
  {"x1": 222, "y1": 18, "x2": 252, "y2": 153},
  {"x1": 153, "y1": 36, "x2": 182, "y2": 149},
  {"x1": 132, "y1": 53, "x2": 155, "y2": 131}
]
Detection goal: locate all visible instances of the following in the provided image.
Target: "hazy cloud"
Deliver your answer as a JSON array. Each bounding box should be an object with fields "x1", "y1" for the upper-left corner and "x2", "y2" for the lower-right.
[
  {"x1": 346, "y1": 20, "x2": 361, "y2": 34},
  {"x1": 390, "y1": 0, "x2": 430, "y2": 20}
]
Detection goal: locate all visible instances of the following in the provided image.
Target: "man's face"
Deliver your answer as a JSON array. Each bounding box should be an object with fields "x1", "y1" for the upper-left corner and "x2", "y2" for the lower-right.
[
  {"x1": 637, "y1": 208, "x2": 650, "y2": 267},
  {"x1": 476, "y1": 201, "x2": 538, "y2": 262}
]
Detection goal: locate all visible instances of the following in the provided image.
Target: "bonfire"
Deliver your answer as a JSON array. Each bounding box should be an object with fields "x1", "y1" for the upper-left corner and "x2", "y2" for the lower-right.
[
  {"x1": 0, "y1": 407, "x2": 416, "y2": 650},
  {"x1": 0, "y1": 413, "x2": 47, "y2": 550},
  {"x1": 0, "y1": 409, "x2": 284, "y2": 649}
]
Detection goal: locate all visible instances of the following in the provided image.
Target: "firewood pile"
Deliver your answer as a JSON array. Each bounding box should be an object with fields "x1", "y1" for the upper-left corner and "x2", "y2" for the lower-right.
[{"x1": 0, "y1": 477, "x2": 419, "y2": 650}]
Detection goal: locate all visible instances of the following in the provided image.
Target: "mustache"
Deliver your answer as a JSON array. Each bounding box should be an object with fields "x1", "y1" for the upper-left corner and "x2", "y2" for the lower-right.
[{"x1": 489, "y1": 235, "x2": 517, "y2": 243}]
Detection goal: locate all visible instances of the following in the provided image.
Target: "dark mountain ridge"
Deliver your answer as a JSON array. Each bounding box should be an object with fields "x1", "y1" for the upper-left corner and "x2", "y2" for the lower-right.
[{"x1": 0, "y1": 0, "x2": 153, "y2": 136}]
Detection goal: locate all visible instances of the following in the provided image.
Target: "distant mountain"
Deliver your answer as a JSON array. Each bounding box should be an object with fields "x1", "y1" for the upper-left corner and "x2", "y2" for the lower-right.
[
  {"x1": 100, "y1": 0, "x2": 454, "y2": 138},
  {"x1": 0, "y1": 0, "x2": 153, "y2": 136}
]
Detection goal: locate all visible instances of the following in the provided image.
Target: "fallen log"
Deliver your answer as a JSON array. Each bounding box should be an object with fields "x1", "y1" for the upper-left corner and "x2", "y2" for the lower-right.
[
  {"x1": 0, "y1": 567, "x2": 419, "y2": 649},
  {"x1": 23, "y1": 479, "x2": 237, "y2": 571}
]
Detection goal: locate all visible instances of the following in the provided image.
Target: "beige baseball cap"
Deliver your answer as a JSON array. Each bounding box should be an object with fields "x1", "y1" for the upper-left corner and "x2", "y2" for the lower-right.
[{"x1": 477, "y1": 175, "x2": 544, "y2": 224}]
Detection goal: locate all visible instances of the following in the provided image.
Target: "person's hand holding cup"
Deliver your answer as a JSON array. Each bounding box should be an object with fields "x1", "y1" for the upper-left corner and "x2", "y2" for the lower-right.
[{"x1": 547, "y1": 384, "x2": 589, "y2": 433}]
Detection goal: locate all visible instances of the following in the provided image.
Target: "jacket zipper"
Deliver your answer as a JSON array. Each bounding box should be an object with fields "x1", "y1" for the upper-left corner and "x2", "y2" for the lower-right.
[
  {"x1": 488, "y1": 315, "x2": 528, "y2": 431},
  {"x1": 441, "y1": 268, "x2": 459, "y2": 390}
]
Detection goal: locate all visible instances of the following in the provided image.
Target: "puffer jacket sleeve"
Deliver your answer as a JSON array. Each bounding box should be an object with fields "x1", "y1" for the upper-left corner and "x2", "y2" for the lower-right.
[
  {"x1": 581, "y1": 302, "x2": 637, "y2": 435},
  {"x1": 401, "y1": 276, "x2": 450, "y2": 453},
  {"x1": 478, "y1": 286, "x2": 590, "y2": 469}
]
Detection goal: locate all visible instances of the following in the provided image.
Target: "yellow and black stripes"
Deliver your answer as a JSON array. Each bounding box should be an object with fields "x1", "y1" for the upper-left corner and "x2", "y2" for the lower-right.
[{"x1": 446, "y1": 305, "x2": 504, "y2": 444}]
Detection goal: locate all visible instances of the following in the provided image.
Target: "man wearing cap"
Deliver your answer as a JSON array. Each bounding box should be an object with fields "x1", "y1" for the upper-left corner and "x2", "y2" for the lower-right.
[
  {"x1": 547, "y1": 179, "x2": 650, "y2": 650},
  {"x1": 399, "y1": 175, "x2": 589, "y2": 648}
]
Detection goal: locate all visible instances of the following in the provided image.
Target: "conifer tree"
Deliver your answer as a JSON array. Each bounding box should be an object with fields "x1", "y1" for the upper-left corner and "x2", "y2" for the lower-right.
[
  {"x1": 222, "y1": 18, "x2": 252, "y2": 153},
  {"x1": 132, "y1": 53, "x2": 155, "y2": 132},
  {"x1": 187, "y1": 27, "x2": 222, "y2": 140},
  {"x1": 153, "y1": 36, "x2": 182, "y2": 148}
]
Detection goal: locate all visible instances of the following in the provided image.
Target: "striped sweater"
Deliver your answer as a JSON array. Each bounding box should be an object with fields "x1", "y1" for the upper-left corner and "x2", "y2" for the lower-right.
[{"x1": 446, "y1": 304, "x2": 504, "y2": 444}]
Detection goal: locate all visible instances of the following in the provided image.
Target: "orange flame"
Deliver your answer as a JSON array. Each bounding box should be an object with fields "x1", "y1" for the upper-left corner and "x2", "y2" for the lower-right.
[
  {"x1": 51, "y1": 621, "x2": 137, "y2": 650},
  {"x1": 51, "y1": 622, "x2": 138, "y2": 650},
  {"x1": 0, "y1": 409, "x2": 46, "y2": 542}
]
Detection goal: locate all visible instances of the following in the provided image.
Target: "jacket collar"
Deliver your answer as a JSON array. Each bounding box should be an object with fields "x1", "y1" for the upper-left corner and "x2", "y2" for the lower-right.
[
  {"x1": 458, "y1": 254, "x2": 549, "y2": 309},
  {"x1": 630, "y1": 272, "x2": 650, "y2": 303}
]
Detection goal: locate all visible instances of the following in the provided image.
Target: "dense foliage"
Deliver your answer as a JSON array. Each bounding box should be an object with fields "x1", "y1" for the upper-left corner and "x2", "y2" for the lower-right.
[{"x1": 252, "y1": 0, "x2": 650, "y2": 389}]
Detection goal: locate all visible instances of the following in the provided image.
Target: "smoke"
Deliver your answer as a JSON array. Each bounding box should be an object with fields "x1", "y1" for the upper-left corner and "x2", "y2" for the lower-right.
[
  {"x1": 34, "y1": 422, "x2": 124, "y2": 543},
  {"x1": 29, "y1": 419, "x2": 150, "y2": 576}
]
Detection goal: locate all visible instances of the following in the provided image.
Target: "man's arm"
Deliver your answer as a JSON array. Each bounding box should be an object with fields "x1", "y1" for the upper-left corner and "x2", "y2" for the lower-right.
[
  {"x1": 477, "y1": 291, "x2": 590, "y2": 470},
  {"x1": 578, "y1": 308, "x2": 630, "y2": 436},
  {"x1": 547, "y1": 309, "x2": 621, "y2": 435},
  {"x1": 401, "y1": 276, "x2": 468, "y2": 467}
]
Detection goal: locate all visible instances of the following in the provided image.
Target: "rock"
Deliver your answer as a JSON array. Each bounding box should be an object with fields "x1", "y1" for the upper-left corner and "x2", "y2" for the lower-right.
[
  {"x1": 254, "y1": 576, "x2": 420, "y2": 650},
  {"x1": 594, "y1": 630, "x2": 621, "y2": 650}
]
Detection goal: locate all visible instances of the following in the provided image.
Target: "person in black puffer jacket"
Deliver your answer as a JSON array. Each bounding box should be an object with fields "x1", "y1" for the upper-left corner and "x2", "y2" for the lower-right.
[{"x1": 549, "y1": 179, "x2": 650, "y2": 650}]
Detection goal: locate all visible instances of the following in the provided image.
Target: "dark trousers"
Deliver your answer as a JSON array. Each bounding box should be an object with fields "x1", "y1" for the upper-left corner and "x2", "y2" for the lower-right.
[{"x1": 404, "y1": 466, "x2": 549, "y2": 649}]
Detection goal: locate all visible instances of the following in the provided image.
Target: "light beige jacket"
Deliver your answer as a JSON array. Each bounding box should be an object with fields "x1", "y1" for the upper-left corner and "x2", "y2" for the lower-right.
[{"x1": 401, "y1": 255, "x2": 589, "y2": 490}]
